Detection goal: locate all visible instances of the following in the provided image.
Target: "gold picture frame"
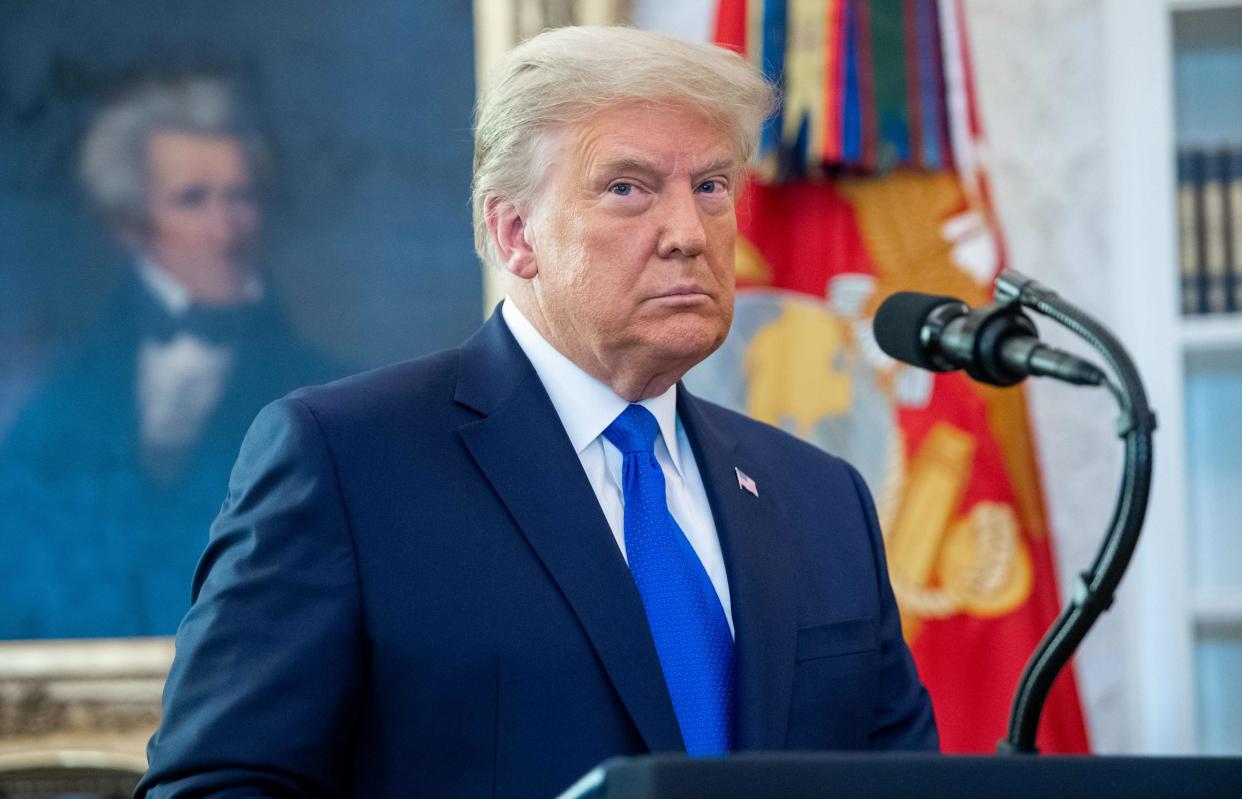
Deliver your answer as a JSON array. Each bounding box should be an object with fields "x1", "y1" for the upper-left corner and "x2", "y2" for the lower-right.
[{"x1": 0, "y1": 637, "x2": 172, "y2": 762}]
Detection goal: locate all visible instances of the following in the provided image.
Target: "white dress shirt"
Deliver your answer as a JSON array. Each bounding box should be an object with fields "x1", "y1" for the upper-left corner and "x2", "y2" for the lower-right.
[
  {"x1": 501, "y1": 298, "x2": 734, "y2": 636},
  {"x1": 135, "y1": 259, "x2": 262, "y2": 473}
]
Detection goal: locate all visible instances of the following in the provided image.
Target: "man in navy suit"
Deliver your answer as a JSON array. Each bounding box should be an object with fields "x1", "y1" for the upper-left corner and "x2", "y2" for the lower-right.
[{"x1": 140, "y1": 26, "x2": 936, "y2": 799}]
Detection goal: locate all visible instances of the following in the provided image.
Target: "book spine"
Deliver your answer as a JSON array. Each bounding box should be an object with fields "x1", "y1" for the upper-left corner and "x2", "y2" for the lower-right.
[
  {"x1": 1178, "y1": 149, "x2": 1201, "y2": 316},
  {"x1": 1203, "y1": 148, "x2": 1230, "y2": 314},
  {"x1": 1229, "y1": 148, "x2": 1242, "y2": 313}
]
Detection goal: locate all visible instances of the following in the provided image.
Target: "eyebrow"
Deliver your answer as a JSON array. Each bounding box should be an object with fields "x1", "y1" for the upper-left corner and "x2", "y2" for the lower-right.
[
  {"x1": 594, "y1": 157, "x2": 664, "y2": 180},
  {"x1": 592, "y1": 155, "x2": 740, "y2": 181},
  {"x1": 692, "y1": 158, "x2": 741, "y2": 179}
]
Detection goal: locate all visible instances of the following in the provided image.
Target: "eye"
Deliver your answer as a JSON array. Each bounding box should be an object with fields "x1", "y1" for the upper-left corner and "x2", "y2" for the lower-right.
[
  {"x1": 609, "y1": 182, "x2": 634, "y2": 196},
  {"x1": 697, "y1": 179, "x2": 724, "y2": 194}
]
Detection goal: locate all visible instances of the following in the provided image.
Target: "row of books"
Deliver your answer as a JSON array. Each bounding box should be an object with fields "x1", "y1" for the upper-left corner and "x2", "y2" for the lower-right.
[{"x1": 1178, "y1": 147, "x2": 1242, "y2": 315}]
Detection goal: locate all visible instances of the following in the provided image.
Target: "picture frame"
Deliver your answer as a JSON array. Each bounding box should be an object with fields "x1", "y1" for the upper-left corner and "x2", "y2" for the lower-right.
[{"x1": 0, "y1": 637, "x2": 172, "y2": 761}]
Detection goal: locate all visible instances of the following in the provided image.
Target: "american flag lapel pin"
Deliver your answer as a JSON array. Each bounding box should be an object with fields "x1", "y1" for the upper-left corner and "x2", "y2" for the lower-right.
[{"x1": 735, "y1": 467, "x2": 759, "y2": 497}]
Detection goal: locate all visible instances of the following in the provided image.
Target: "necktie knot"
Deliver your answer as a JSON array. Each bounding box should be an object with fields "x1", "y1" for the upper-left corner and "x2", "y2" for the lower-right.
[{"x1": 603, "y1": 404, "x2": 661, "y2": 455}]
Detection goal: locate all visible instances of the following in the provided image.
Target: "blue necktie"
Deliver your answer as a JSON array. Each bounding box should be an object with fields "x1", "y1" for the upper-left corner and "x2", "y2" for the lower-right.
[{"x1": 603, "y1": 404, "x2": 736, "y2": 756}]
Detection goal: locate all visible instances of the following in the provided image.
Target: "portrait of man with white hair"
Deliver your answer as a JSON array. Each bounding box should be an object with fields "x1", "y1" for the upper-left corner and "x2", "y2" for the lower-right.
[
  {"x1": 139, "y1": 27, "x2": 937, "y2": 799},
  {"x1": 0, "y1": 75, "x2": 338, "y2": 640}
]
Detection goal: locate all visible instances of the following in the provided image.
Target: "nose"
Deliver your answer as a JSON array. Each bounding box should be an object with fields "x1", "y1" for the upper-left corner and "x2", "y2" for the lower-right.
[
  {"x1": 656, "y1": 186, "x2": 707, "y2": 260},
  {"x1": 201, "y1": 198, "x2": 238, "y2": 247},
  {"x1": 207, "y1": 193, "x2": 258, "y2": 248}
]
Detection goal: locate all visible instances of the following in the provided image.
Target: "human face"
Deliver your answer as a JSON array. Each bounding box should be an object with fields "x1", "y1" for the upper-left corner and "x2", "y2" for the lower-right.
[
  {"x1": 140, "y1": 131, "x2": 260, "y2": 304},
  {"x1": 521, "y1": 101, "x2": 741, "y2": 400}
]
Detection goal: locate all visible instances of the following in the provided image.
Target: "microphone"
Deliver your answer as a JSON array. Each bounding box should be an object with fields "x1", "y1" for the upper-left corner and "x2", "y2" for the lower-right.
[{"x1": 873, "y1": 291, "x2": 1105, "y2": 387}]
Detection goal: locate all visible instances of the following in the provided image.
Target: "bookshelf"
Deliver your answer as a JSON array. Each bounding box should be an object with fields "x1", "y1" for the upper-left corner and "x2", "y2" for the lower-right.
[
  {"x1": 1170, "y1": 0, "x2": 1242, "y2": 756},
  {"x1": 1194, "y1": 591, "x2": 1242, "y2": 628},
  {"x1": 1180, "y1": 316, "x2": 1242, "y2": 353}
]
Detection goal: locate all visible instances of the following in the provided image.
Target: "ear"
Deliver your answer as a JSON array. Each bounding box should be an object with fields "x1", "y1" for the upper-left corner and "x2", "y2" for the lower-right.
[{"x1": 487, "y1": 198, "x2": 538, "y2": 280}]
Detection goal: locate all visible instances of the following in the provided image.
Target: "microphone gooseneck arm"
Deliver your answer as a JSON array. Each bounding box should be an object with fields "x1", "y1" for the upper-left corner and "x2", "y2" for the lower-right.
[{"x1": 993, "y1": 269, "x2": 1156, "y2": 755}]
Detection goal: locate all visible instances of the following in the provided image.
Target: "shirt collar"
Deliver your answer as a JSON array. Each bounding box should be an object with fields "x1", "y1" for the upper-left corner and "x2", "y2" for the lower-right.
[
  {"x1": 136, "y1": 257, "x2": 265, "y2": 315},
  {"x1": 501, "y1": 298, "x2": 683, "y2": 475}
]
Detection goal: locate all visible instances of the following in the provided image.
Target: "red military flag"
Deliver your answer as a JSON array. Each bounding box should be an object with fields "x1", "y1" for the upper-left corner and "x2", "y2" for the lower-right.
[{"x1": 689, "y1": 0, "x2": 1090, "y2": 753}]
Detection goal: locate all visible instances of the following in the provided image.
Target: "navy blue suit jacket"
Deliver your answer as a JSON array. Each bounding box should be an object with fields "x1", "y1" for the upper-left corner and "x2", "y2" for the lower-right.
[{"x1": 139, "y1": 311, "x2": 936, "y2": 798}]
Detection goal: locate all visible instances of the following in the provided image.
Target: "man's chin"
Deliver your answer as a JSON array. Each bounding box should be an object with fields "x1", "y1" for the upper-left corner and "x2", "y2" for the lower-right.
[
  {"x1": 644, "y1": 321, "x2": 729, "y2": 368},
  {"x1": 174, "y1": 261, "x2": 258, "y2": 303}
]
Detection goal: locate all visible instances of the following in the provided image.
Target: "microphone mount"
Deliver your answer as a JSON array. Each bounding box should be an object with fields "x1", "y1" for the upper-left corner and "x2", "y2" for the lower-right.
[
  {"x1": 927, "y1": 299, "x2": 1040, "y2": 387},
  {"x1": 986, "y1": 269, "x2": 1156, "y2": 755}
]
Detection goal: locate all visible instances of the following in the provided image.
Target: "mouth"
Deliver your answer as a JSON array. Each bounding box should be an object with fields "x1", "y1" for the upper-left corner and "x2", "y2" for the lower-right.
[{"x1": 649, "y1": 285, "x2": 712, "y2": 303}]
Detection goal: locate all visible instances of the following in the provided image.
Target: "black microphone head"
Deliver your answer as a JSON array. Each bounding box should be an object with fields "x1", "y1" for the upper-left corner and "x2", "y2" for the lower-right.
[{"x1": 873, "y1": 291, "x2": 964, "y2": 370}]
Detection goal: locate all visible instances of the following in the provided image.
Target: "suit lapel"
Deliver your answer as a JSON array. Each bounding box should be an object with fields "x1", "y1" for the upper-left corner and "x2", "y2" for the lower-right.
[
  {"x1": 678, "y1": 389, "x2": 798, "y2": 750},
  {"x1": 454, "y1": 313, "x2": 684, "y2": 753}
]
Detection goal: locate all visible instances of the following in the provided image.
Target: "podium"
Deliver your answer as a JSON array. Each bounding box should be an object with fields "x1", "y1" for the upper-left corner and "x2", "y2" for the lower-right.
[{"x1": 557, "y1": 752, "x2": 1242, "y2": 799}]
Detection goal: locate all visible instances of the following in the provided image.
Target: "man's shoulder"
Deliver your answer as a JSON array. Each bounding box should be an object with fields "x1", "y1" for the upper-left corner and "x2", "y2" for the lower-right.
[{"x1": 282, "y1": 347, "x2": 464, "y2": 432}]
